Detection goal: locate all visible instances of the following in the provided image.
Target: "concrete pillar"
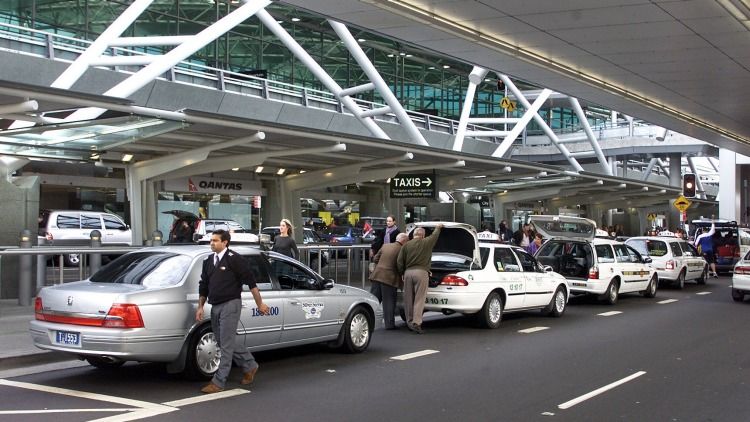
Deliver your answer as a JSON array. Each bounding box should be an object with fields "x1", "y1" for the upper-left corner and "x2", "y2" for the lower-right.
[
  {"x1": 668, "y1": 153, "x2": 682, "y2": 229},
  {"x1": 0, "y1": 175, "x2": 39, "y2": 299},
  {"x1": 719, "y1": 148, "x2": 740, "y2": 221}
]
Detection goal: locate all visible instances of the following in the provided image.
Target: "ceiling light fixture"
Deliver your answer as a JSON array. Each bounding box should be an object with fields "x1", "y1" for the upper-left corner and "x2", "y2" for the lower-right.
[
  {"x1": 121, "y1": 153, "x2": 133, "y2": 162},
  {"x1": 255, "y1": 166, "x2": 264, "y2": 173},
  {"x1": 277, "y1": 168, "x2": 286, "y2": 175},
  {"x1": 299, "y1": 169, "x2": 306, "y2": 174},
  {"x1": 291, "y1": 17, "x2": 301, "y2": 22},
  {"x1": 231, "y1": 167, "x2": 239, "y2": 171}
]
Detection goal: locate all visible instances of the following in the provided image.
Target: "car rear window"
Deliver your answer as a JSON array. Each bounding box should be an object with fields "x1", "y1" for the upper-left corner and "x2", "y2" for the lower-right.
[
  {"x1": 90, "y1": 252, "x2": 192, "y2": 287},
  {"x1": 627, "y1": 239, "x2": 668, "y2": 257}
]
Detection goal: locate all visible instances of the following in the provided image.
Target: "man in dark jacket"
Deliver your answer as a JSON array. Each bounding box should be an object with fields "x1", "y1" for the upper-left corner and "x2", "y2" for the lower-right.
[
  {"x1": 196, "y1": 229, "x2": 269, "y2": 393},
  {"x1": 497, "y1": 220, "x2": 513, "y2": 244}
]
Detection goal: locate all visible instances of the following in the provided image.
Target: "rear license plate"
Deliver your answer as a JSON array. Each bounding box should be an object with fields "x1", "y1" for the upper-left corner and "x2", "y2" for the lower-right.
[{"x1": 54, "y1": 331, "x2": 81, "y2": 347}]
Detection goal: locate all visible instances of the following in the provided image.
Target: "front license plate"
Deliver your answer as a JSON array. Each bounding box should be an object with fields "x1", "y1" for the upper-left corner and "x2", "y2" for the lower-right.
[{"x1": 54, "y1": 330, "x2": 81, "y2": 347}]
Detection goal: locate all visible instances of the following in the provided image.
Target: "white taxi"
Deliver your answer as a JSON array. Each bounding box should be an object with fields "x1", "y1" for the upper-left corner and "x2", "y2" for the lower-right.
[
  {"x1": 732, "y1": 251, "x2": 750, "y2": 302},
  {"x1": 531, "y1": 215, "x2": 658, "y2": 305},
  {"x1": 625, "y1": 235, "x2": 708, "y2": 288},
  {"x1": 415, "y1": 223, "x2": 569, "y2": 329}
]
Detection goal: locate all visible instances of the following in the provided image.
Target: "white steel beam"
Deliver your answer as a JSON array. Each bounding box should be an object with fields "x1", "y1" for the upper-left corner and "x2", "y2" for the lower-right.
[
  {"x1": 89, "y1": 56, "x2": 156, "y2": 67},
  {"x1": 256, "y1": 9, "x2": 388, "y2": 140},
  {"x1": 329, "y1": 20, "x2": 428, "y2": 146},
  {"x1": 66, "y1": 0, "x2": 271, "y2": 122},
  {"x1": 569, "y1": 97, "x2": 612, "y2": 175},
  {"x1": 109, "y1": 36, "x2": 192, "y2": 47},
  {"x1": 492, "y1": 89, "x2": 551, "y2": 158},
  {"x1": 497, "y1": 75, "x2": 584, "y2": 172},
  {"x1": 453, "y1": 66, "x2": 487, "y2": 151},
  {"x1": 0, "y1": 100, "x2": 38, "y2": 115},
  {"x1": 641, "y1": 158, "x2": 658, "y2": 181}
]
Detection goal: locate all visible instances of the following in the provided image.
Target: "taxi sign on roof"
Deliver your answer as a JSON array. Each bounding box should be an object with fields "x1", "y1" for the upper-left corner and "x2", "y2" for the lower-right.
[
  {"x1": 657, "y1": 230, "x2": 676, "y2": 237},
  {"x1": 478, "y1": 231, "x2": 499, "y2": 242}
]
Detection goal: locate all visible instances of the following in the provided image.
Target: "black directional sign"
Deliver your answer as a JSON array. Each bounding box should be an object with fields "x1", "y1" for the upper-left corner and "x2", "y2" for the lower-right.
[{"x1": 390, "y1": 172, "x2": 437, "y2": 199}]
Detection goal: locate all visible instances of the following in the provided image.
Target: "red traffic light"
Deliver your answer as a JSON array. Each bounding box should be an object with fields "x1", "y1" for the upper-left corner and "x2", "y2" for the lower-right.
[{"x1": 682, "y1": 173, "x2": 696, "y2": 197}]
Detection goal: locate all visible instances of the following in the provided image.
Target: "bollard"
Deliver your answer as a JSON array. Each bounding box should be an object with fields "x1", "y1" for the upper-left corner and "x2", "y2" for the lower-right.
[
  {"x1": 89, "y1": 230, "x2": 102, "y2": 276},
  {"x1": 152, "y1": 230, "x2": 163, "y2": 247},
  {"x1": 18, "y1": 229, "x2": 32, "y2": 306}
]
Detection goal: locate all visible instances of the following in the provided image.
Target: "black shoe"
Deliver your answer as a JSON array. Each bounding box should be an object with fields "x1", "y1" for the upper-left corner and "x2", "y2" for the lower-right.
[{"x1": 412, "y1": 324, "x2": 424, "y2": 334}]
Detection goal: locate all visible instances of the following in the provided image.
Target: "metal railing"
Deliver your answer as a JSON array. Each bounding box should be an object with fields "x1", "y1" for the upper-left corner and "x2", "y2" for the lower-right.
[{"x1": 0, "y1": 243, "x2": 373, "y2": 306}]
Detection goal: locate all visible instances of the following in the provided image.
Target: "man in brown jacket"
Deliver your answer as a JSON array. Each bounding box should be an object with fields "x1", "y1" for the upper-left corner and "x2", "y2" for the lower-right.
[{"x1": 369, "y1": 233, "x2": 408, "y2": 330}]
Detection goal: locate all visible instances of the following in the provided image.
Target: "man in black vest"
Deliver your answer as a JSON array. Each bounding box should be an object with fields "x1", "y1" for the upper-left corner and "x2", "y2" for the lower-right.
[{"x1": 196, "y1": 229, "x2": 269, "y2": 393}]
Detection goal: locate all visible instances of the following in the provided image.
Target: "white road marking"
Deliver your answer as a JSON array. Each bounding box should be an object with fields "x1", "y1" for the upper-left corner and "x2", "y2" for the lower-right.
[
  {"x1": 597, "y1": 311, "x2": 622, "y2": 316},
  {"x1": 161, "y1": 389, "x2": 249, "y2": 407},
  {"x1": 558, "y1": 371, "x2": 647, "y2": 410},
  {"x1": 391, "y1": 349, "x2": 439, "y2": 361},
  {"x1": 518, "y1": 326, "x2": 550, "y2": 334},
  {"x1": 541, "y1": 411, "x2": 555, "y2": 416},
  {"x1": 658, "y1": 299, "x2": 678, "y2": 304},
  {"x1": 326, "y1": 369, "x2": 336, "y2": 373},
  {"x1": 696, "y1": 291, "x2": 712, "y2": 295},
  {"x1": 0, "y1": 409, "x2": 133, "y2": 414}
]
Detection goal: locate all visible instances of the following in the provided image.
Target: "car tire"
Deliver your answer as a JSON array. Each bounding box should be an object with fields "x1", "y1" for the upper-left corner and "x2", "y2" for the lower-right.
[
  {"x1": 675, "y1": 270, "x2": 686, "y2": 289},
  {"x1": 696, "y1": 266, "x2": 708, "y2": 285},
  {"x1": 601, "y1": 280, "x2": 619, "y2": 305},
  {"x1": 478, "y1": 292, "x2": 503, "y2": 329},
  {"x1": 184, "y1": 324, "x2": 220, "y2": 381},
  {"x1": 64, "y1": 253, "x2": 80, "y2": 267},
  {"x1": 642, "y1": 275, "x2": 658, "y2": 298},
  {"x1": 85, "y1": 356, "x2": 125, "y2": 370},
  {"x1": 732, "y1": 288, "x2": 745, "y2": 302},
  {"x1": 339, "y1": 305, "x2": 372, "y2": 353},
  {"x1": 544, "y1": 286, "x2": 567, "y2": 317}
]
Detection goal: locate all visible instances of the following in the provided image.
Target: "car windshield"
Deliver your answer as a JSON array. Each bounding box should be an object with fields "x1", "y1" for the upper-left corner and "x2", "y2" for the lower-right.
[
  {"x1": 628, "y1": 239, "x2": 668, "y2": 257},
  {"x1": 90, "y1": 252, "x2": 192, "y2": 287}
]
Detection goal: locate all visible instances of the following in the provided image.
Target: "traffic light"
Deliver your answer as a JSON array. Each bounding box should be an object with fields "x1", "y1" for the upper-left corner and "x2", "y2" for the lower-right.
[{"x1": 682, "y1": 173, "x2": 696, "y2": 197}]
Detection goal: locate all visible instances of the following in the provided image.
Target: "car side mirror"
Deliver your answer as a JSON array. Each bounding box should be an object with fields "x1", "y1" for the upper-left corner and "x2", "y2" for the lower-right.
[
  {"x1": 543, "y1": 265, "x2": 554, "y2": 273},
  {"x1": 323, "y1": 278, "x2": 335, "y2": 289},
  {"x1": 118, "y1": 225, "x2": 129, "y2": 231},
  {"x1": 643, "y1": 257, "x2": 653, "y2": 264},
  {"x1": 192, "y1": 233, "x2": 202, "y2": 242},
  {"x1": 683, "y1": 252, "x2": 693, "y2": 257}
]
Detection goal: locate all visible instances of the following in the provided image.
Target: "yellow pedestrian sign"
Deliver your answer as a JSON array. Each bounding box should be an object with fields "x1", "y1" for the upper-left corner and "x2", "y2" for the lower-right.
[
  {"x1": 673, "y1": 195, "x2": 692, "y2": 212},
  {"x1": 647, "y1": 212, "x2": 657, "y2": 221},
  {"x1": 500, "y1": 97, "x2": 517, "y2": 112}
]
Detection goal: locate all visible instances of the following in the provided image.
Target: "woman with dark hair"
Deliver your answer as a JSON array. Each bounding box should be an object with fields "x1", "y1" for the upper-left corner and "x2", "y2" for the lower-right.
[{"x1": 272, "y1": 219, "x2": 299, "y2": 259}]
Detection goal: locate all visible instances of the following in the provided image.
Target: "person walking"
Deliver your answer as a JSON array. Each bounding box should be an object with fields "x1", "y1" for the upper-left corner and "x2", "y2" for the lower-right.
[
  {"x1": 397, "y1": 224, "x2": 443, "y2": 334},
  {"x1": 272, "y1": 218, "x2": 299, "y2": 259},
  {"x1": 195, "y1": 229, "x2": 270, "y2": 394},
  {"x1": 513, "y1": 223, "x2": 532, "y2": 247},
  {"x1": 369, "y1": 232, "x2": 409, "y2": 330},
  {"x1": 497, "y1": 220, "x2": 513, "y2": 244},
  {"x1": 695, "y1": 223, "x2": 719, "y2": 278}
]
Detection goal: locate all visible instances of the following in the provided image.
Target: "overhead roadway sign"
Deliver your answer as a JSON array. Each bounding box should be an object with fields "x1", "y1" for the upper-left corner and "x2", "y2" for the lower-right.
[
  {"x1": 390, "y1": 172, "x2": 436, "y2": 199},
  {"x1": 673, "y1": 195, "x2": 692, "y2": 212}
]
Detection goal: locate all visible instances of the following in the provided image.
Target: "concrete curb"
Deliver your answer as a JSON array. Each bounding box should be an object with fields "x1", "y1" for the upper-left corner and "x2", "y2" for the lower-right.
[{"x1": 0, "y1": 351, "x2": 76, "y2": 371}]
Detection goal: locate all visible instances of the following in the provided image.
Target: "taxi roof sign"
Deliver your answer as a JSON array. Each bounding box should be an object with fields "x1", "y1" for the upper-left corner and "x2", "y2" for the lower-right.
[
  {"x1": 478, "y1": 231, "x2": 500, "y2": 242},
  {"x1": 673, "y1": 195, "x2": 692, "y2": 212}
]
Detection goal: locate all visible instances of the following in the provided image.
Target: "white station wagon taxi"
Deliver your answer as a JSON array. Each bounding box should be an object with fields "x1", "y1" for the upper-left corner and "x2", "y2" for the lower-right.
[
  {"x1": 410, "y1": 223, "x2": 569, "y2": 329},
  {"x1": 531, "y1": 215, "x2": 658, "y2": 305},
  {"x1": 625, "y1": 235, "x2": 708, "y2": 288}
]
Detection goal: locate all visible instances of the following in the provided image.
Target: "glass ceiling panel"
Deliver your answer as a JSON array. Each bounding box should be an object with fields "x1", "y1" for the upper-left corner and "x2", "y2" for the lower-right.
[{"x1": 0, "y1": 116, "x2": 187, "y2": 160}]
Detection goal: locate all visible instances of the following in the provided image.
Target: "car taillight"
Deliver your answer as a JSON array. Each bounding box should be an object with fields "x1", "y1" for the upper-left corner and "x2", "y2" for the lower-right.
[
  {"x1": 330, "y1": 238, "x2": 338, "y2": 243},
  {"x1": 440, "y1": 275, "x2": 468, "y2": 286},
  {"x1": 102, "y1": 304, "x2": 144, "y2": 328},
  {"x1": 34, "y1": 297, "x2": 44, "y2": 320},
  {"x1": 588, "y1": 267, "x2": 599, "y2": 280},
  {"x1": 665, "y1": 259, "x2": 675, "y2": 270},
  {"x1": 735, "y1": 266, "x2": 750, "y2": 275}
]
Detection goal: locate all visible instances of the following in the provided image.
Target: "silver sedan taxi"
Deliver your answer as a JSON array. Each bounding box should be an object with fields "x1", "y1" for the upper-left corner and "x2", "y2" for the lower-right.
[{"x1": 30, "y1": 245, "x2": 381, "y2": 379}]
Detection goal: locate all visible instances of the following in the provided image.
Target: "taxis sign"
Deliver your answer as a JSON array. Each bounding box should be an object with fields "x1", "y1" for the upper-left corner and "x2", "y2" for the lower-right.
[
  {"x1": 673, "y1": 195, "x2": 692, "y2": 212},
  {"x1": 389, "y1": 172, "x2": 436, "y2": 199}
]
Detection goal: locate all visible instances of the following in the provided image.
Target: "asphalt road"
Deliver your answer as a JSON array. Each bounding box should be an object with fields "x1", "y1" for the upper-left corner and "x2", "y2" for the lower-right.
[{"x1": 2, "y1": 276, "x2": 748, "y2": 422}]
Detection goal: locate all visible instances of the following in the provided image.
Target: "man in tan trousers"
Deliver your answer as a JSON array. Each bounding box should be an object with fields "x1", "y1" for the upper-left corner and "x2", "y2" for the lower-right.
[
  {"x1": 369, "y1": 232, "x2": 409, "y2": 330},
  {"x1": 397, "y1": 224, "x2": 443, "y2": 334}
]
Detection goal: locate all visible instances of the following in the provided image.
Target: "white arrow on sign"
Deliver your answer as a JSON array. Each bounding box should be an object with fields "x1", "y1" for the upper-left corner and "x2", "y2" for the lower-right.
[{"x1": 422, "y1": 178, "x2": 432, "y2": 187}]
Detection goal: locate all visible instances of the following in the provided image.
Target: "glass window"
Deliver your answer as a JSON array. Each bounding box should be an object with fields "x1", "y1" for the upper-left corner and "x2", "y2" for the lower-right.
[
  {"x1": 268, "y1": 257, "x2": 317, "y2": 289},
  {"x1": 56, "y1": 213, "x2": 80, "y2": 229},
  {"x1": 670, "y1": 242, "x2": 683, "y2": 257},
  {"x1": 103, "y1": 214, "x2": 126, "y2": 230},
  {"x1": 626, "y1": 246, "x2": 644, "y2": 263},
  {"x1": 595, "y1": 244, "x2": 615, "y2": 263},
  {"x1": 683, "y1": 242, "x2": 699, "y2": 257},
  {"x1": 614, "y1": 245, "x2": 631, "y2": 262},
  {"x1": 81, "y1": 214, "x2": 101, "y2": 229},
  {"x1": 479, "y1": 247, "x2": 490, "y2": 269},
  {"x1": 242, "y1": 255, "x2": 272, "y2": 291},
  {"x1": 514, "y1": 249, "x2": 541, "y2": 272},
  {"x1": 494, "y1": 248, "x2": 520, "y2": 272},
  {"x1": 91, "y1": 252, "x2": 190, "y2": 286},
  {"x1": 628, "y1": 239, "x2": 667, "y2": 257}
]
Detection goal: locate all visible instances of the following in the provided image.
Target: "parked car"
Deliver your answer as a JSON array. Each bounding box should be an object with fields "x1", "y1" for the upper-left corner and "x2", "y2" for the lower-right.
[
  {"x1": 690, "y1": 219, "x2": 750, "y2": 273},
  {"x1": 398, "y1": 222, "x2": 569, "y2": 329},
  {"x1": 731, "y1": 250, "x2": 750, "y2": 302},
  {"x1": 626, "y1": 235, "x2": 708, "y2": 288},
  {"x1": 162, "y1": 210, "x2": 258, "y2": 244},
  {"x1": 321, "y1": 226, "x2": 364, "y2": 257},
  {"x1": 531, "y1": 215, "x2": 658, "y2": 305},
  {"x1": 38, "y1": 210, "x2": 132, "y2": 266},
  {"x1": 261, "y1": 226, "x2": 329, "y2": 268},
  {"x1": 30, "y1": 245, "x2": 380, "y2": 379}
]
